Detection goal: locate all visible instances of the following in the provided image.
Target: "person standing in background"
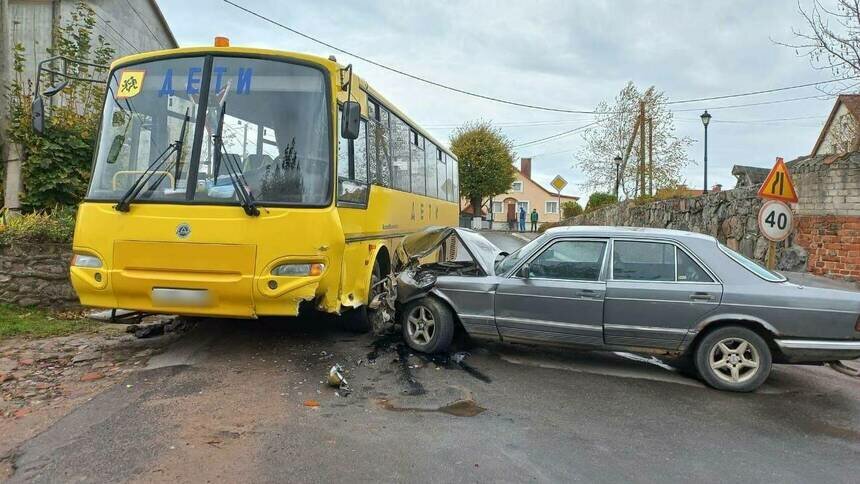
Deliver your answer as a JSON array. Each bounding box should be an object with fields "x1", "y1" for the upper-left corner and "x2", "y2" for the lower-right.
[
  {"x1": 530, "y1": 208, "x2": 539, "y2": 232},
  {"x1": 518, "y1": 206, "x2": 526, "y2": 232}
]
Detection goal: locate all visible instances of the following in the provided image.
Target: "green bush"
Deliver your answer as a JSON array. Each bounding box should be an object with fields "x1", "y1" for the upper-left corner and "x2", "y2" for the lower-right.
[
  {"x1": 585, "y1": 192, "x2": 618, "y2": 212},
  {"x1": 538, "y1": 221, "x2": 562, "y2": 233},
  {"x1": 0, "y1": 208, "x2": 76, "y2": 245},
  {"x1": 4, "y1": 1, "x2": 112, "y2": 211},
  {"x1": 561, "y1": 201, "x2": 583, "y2": 219}
]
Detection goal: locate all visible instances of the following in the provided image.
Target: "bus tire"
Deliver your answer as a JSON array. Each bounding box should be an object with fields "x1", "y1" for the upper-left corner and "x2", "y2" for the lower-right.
[{"x1": 341, "y1": 259, "x2": 384, "y2": 334}]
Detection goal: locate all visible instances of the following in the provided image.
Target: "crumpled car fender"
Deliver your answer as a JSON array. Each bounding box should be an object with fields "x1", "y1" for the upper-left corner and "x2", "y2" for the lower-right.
[{"x1": 395, "y1": 266, "x2": 437, "y2": 305}]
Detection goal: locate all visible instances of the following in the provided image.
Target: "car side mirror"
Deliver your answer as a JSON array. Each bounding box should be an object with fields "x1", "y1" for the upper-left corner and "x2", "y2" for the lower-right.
[
  {"x1": 341, "y1": 101, "x2": 361, "y2": 140},
  {"x1": 519, "y1": 263, "x2": 531, "y2": 279},
  {"x1": 31, "y1": 95, "x2": 45, "y2": 135}
]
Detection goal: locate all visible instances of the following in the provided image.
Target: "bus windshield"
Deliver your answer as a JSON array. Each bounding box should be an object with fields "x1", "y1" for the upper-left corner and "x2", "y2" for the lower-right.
[{"x1": 88, "y1": 56, "x2": 331, "y2": 206}]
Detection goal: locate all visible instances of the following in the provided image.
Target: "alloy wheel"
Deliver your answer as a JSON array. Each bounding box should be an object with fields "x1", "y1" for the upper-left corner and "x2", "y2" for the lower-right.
[
  {"x1": 406, "y1": 305, "x2": 436, "y2": 345},
  {"x1": 708, "y1": 337, "x2": 760, "y2": 384}
]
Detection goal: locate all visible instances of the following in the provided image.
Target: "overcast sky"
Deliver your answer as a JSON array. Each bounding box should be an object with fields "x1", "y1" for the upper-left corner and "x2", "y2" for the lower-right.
[{"x1": 160, "y1": 0, "x2": 838, "y2": 200}]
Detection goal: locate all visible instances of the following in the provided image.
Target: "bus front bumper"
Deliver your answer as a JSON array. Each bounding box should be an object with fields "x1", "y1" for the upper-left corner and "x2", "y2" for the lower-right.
[
  {"x1": 70, "y1": 241, "x2": 327, "y2": 318},
  {"x1": 72, "y1": 266, "x2": 323, "y2": 318}
]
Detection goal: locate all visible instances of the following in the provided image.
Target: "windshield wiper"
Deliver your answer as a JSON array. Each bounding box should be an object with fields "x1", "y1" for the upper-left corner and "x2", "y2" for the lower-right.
[
  {"x1": 213, "y1": 101, "x2": 259, "y2": 216},
  {"x1": 139, "y1": 108, "x2": 191, "y2": 201},
  {"x1": 114, "y1": 109, "x2": 190, "y2": 212}
]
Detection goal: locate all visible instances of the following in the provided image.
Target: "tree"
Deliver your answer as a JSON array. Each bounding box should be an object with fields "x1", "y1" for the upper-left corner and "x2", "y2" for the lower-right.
[
  {"x1": 5, "y1": 1, "x2": 113, "y2": 210},
  {"x1": 575, "y1": 82, "x2": 692, "y2": 199},
  {"x1": 783, "y1": 1, "x2": 860, "y2": 87},
  {"x1": 450, "y1": 120, "x2": 516, "y2": 216},
  {"x1": 561, "y1": 200, "x2": 582, "y2": 219},
  {"x1": 585, "y1": 192, "x2": 617, "y2": 213}
]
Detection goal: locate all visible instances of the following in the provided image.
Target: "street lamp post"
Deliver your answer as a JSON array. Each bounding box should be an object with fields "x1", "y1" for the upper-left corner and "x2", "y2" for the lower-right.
[
  {"x1": 613, "y1": 155, "x2": 622, "y2": 198},
  {"x1": 700, "y1": 110, "x2": 711, "y2": 194}
]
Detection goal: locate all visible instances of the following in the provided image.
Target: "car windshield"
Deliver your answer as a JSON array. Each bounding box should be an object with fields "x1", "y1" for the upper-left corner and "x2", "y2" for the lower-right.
[
  {"x1": 495, "y1": 233, "x2": 547, "y2": 274},
  {"x1": 718, "y1": 243, "x2": 787, "y2": 282},
  {"x1": 87, "y1": 56, "x2": 331, "y2": 206}
]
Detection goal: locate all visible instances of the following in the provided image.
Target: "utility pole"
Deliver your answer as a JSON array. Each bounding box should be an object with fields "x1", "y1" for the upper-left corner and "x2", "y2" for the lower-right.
[
  {"x1": 620, "y1": 116, "x2": 641, "y2": 200},
  {"x1": 638, "y1": 100, "x2": 646, "y2": 198},
  {"x1": 648, "y1": 117, "x2": 653, "y2": 196},
  {"x1": 1, "y1": 0, "x2": 23, "y2": 215}
]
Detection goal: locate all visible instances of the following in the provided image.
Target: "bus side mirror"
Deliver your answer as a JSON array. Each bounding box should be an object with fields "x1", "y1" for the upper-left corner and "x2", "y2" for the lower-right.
[
  {"x1": 31, "y1": 95, "x2": 45, "y2": 135},
  {"x1": 341, "y1": 101, "x2": 360, "y2": 140}
]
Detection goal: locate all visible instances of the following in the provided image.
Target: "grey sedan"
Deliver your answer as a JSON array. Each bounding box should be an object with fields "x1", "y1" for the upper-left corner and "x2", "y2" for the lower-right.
[{"x1": 394, "y1": 226, "x2": 860, "y2": 392}]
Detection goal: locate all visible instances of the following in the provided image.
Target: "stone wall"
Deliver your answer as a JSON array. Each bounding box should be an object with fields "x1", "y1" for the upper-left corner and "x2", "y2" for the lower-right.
[
  {"x1": 792, "y1": 154, "x2": 860, "y2": 279},
  {"x1": 0, "y1": 244, "x2": 78, "y2": 309},
  {"x1": 793, "y1": 154, "x2": 860, "y2": 216},
  {"x1": 568, "y1": 187, "x2": 807, "y2": 271},
  {"x1": 567, "y1": 153, "x2": 860, "y2": 280}
]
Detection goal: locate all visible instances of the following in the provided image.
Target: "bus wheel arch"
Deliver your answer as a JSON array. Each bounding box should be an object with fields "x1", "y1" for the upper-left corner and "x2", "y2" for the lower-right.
[
  {"x1": 374, "y1": 245, "x2": 391, "y2": 278},
  {"x1": 342, "y1": 244, "x2": 393, "y2": 334}
]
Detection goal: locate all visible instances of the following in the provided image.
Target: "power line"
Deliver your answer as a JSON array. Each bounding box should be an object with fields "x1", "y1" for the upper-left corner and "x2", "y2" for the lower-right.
[
  {"x1": 425, "y1": 118, "x2": 588, "y2": 129},
  {"x1": 92, "y1": 10, "x2": 140, "y2": 54},
  {"x1": 670, "y1": 93, "x2": 833, "y2": 112},
  {"x1": 513, "y1": 121, "x2": 602, "y2": 148},
  {"x1": 679, "y1": 115, "x2": 825, "y2": 124},
  {"x1": 225, "y1": 0, "x2": 855, "y2": 117},
  {"x1": 124, "y1": 0, "x2": 162, "y2": 45},
  {"x1": 666, "y1": 78, "x2": 857, "y2": 105},
  {"x1": 223, "y1": 0, "x2": 603, "y2": 114}
]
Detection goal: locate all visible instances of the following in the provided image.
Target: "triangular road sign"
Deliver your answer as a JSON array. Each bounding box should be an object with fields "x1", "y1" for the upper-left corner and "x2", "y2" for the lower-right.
[{"x1": 757, "y1": 157, "x2": 798, "y2": 203}]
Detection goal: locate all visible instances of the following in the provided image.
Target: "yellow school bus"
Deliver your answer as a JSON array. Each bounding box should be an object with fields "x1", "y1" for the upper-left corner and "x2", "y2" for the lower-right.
[{"x1": 68, "y1": 41, "x2": 460, "y2": 329}]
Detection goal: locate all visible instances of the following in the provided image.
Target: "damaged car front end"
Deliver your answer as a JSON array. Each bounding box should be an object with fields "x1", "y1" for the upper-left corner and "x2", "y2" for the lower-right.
[{"x1": 392, "y1": 226, "x2": 504, "y2": 353}]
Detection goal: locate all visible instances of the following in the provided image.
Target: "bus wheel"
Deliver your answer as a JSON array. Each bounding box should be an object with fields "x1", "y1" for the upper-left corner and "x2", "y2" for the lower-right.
[{"x1": 342, "y1": 260, "x2": 391, "y2": 334}]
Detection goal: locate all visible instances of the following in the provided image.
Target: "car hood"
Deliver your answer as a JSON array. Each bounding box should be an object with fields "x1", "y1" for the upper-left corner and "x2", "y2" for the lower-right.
[{"x1": 395, "y1": 226, "x2": 502, "y2": 275}]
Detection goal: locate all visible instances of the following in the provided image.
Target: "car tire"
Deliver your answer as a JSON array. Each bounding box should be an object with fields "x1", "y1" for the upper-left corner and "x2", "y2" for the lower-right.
[
  {"x1": 694, "y1": 326, "x2": 772, "y2": 392},
  {"x1": 401, "y1": 297, "x2": 455, "y2": 354}
]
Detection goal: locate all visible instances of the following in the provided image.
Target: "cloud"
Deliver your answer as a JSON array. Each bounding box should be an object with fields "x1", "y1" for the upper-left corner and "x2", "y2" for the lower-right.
[{"x1": 160, "y1": 0, "x2": 835, "y2": 199}]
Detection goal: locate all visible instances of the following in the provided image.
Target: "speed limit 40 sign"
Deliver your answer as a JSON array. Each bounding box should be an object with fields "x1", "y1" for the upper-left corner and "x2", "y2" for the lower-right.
[{"x1": 757, "y1": 200, "x2": 793, "y2": 242}]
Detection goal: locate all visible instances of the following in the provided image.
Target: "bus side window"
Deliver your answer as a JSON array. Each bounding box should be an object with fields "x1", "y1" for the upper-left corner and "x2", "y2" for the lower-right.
[
  {"x1": 337, "y1": 107, "x2": 369, "y2": 207},
  {"x1": 390, "y1": 115, "x2": 411, "y2": 192},
  {"x1": 368, "y1": 102, "x2": 392, "y2": 187},
  {"x1": 452, "y1": 157, "x2": 459, "y2": 201},
  {"x1": 424, "y1": 137, "x2": 437, "y2": 199},
  {"x1": 436, "y1": 147, "x2": 446, "y2": 200},
  {"x1": 410, "y1": 130, "x2": 425, "y2": 195},
  {"x1": 445, "y1": 154, "x2": 456, "y2": 202}
]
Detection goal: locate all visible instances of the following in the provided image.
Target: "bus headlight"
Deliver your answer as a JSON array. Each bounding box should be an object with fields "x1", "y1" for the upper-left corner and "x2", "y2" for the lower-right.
[
  {"x1": 271, "y1": 263, "x2": 325, "y2": 277},
  {"x1": 71, "y1": 253, "x2": 103, "y2": 268}
]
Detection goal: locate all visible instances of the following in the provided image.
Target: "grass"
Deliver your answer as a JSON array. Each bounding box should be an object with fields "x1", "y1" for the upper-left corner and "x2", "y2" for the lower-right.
[{"x1": 0, "y1": 304, "x2": 99, "y2": 341}]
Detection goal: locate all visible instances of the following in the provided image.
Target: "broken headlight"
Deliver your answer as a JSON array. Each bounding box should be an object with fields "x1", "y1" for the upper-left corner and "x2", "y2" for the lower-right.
[{"x1": 416, "y1": 271, "x2": 436, "y2": 288}]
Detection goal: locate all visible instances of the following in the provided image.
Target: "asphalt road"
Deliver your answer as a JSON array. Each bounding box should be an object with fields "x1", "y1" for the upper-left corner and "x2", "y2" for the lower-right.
[{"x1": 6, "y1": 231, "x2": 860, "y2": 483}]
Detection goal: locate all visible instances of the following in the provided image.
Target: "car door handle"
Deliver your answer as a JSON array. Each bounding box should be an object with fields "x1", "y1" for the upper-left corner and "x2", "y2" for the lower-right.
[
  {"x1": 689, "y1": 292, "x2": 714, "y2": 302},
  {"x1": 579, "y1": 289, "x2": 603, "y2": 299}
]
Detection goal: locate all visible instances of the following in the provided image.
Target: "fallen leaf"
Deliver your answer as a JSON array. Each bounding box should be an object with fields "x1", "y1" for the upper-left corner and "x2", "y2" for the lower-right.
[{"x1": 80, "y1": 372, "x2": 105, "y2": 382}]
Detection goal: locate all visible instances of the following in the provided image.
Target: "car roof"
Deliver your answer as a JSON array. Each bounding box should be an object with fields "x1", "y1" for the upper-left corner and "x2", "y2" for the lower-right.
[{"x1": 544, "y1": 225, "x2": 718, "y2": 243}]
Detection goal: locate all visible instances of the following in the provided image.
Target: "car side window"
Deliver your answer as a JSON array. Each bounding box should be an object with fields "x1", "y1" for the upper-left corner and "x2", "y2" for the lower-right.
[
  {"x1": 613, "y1": 241, "x2": 675, "y2": 281},
  {"x1": 676, "y1": 248, "x2": 713, "y2": 282},
  {"x1": 528, "y1": 240, "x2": 606, "y2": 281}
]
